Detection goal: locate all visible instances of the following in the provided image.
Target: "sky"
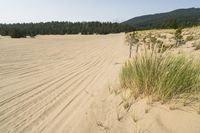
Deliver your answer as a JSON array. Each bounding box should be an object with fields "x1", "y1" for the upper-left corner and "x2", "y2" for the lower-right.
[{"x1": 0, "y1": 0, "x2": 199, "y2": 23}]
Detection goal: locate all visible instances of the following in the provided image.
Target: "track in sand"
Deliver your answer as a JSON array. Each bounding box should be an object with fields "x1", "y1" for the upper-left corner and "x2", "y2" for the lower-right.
[{"x1": 0, "y1": 34, "x2": 128, "y2": 133}]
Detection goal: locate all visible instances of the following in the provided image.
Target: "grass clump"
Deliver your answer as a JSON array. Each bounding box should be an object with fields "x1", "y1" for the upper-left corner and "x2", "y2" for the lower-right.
[
  {"x1": 120, "y1": 46, "x2": 200, "y2": 101},
  {"x1": 198, "y1": 104, "x2": 200, "y2": 114},
  {"x1": 175, "y1": 28, "x2": 184, "y2": 47},
  {"x1": 194, "y1": 42, "x2": 200, "y2": 50},
  {"x1": 186, "y1": 35, "x2": 194, "y2": 42}
]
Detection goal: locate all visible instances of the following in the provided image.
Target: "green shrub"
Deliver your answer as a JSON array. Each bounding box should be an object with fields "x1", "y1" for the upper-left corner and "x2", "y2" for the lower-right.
[
  {"x1": 9, "y1": 28, "x2": 26, "y2": 38},
  {"x1": 186, "y1": 35, "x2": 194, "y2": 41},
  {"x1": 157, "y1": 43, "x2": 174, "y2": 53},
  {"x1": 120, "y1": 47, "x2": 200, "y2": 101},
  {"x1": 175, "y1": 28, "x2": 184, "y2": 46}
]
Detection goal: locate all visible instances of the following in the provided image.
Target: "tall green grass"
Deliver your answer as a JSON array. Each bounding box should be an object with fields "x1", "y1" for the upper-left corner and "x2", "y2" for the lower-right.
[{"x1": 120, "y1": 46, "x2": 200, "y2": 101}]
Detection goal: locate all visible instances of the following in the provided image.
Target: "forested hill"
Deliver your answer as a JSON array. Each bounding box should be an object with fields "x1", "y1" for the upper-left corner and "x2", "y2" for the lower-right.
[
  {"x1": 0, "y1": 21, "x2": 135, "y2": 38},
  {"x1": 123, "y1": 8, "x2": 200, "y2": 30}
]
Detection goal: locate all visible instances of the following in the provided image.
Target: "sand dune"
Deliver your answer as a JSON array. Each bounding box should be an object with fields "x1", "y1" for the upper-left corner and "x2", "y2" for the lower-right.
[
  {"x1": 0, "y1": 33, "x2": 200, "y2": 133},
  {"x1": 0, "y1": 34, "x2": 128, "y2": 133}
]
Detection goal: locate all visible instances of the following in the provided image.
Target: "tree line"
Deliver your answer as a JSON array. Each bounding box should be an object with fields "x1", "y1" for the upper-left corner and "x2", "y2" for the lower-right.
[{"x1": 0, "y1": 21, "x2": 135, "y2": 38}]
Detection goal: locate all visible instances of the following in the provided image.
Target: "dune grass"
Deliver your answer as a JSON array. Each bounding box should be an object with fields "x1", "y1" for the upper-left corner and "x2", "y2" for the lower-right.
[
  {"x1": 186, "y1": 35, "x2": 194, "y2": 42},
  {"x1": 194, "y1": 42, "x2": 200, "y2": 50},
  {"x1": 120, "y1": 46, "x2": 200, "y2": 102}
]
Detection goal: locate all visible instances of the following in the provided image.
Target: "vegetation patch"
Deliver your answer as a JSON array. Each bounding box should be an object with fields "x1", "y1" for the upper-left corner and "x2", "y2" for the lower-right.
[
  {"x1": 119, "y1": 46, "x2": 200, "y2": 102},
  {"x1": 175, "y1": 28, "x2": 184, "y2": 47},
  {"x1": 0, "y1": 22, "x2": 135, "y2": 38},
  {"x1": 194, "y1": 42, "x2": 200, "y2": 50},
  {"x1": 186, "y1": 35, "x2": 194, "y2": 41}
]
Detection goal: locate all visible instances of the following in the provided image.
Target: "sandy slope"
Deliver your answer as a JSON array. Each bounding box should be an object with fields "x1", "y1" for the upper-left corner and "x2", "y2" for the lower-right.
[
  {"x1": 0, "y1": 33, "x2": 200, "y2": 133},
  {"x1": 0, "y1": 34, "x2": 128, "y2": 133}
]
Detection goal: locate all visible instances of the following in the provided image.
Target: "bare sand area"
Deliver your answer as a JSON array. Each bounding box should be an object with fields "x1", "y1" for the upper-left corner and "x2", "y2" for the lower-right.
[
  {"x1": 0, "y1": 33, "x2": 200, "y2": 133},
  {"x1": 0, "y1": 34, "x2": 128, "y2": 133}
]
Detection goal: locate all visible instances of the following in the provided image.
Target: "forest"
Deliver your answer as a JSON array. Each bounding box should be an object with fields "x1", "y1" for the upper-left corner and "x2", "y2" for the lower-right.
[
  {"x1": 0, "y1": 21, "x2": 135, "y2": 38},
  {"x1": 123, "y1": 8, "x2": 200, "y2": 30}
]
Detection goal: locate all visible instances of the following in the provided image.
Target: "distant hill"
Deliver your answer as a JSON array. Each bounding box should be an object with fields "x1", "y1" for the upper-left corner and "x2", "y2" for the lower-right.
[{"x1": 123, "y1": 8, "x2": 200, "y2": 30}]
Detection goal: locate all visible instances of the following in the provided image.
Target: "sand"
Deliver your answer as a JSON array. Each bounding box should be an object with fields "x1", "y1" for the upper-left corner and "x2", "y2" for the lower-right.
[
  {"x1": 0, "y1": 34, "x2": 128, "y2": 133},
  {"x1": 0, "y1": 33, "x2": 200, "y2": 133}
]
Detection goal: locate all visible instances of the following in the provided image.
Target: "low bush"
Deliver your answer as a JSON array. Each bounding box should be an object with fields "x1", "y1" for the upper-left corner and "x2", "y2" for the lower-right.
[
  {"x1": 9, "y1": 28, "x2": 26, "y2": 38},
  {"x1": 186, "y1": 35, "x2": 194, "y2": 41}
]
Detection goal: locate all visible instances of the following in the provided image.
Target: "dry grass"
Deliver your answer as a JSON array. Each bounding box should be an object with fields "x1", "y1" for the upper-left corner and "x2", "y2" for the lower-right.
[
  {"x1": 132, "y1": 111, "x2": 139, "y2": 123},
  {"x1": 169, "y1": 104, "x2": 177, "y2": 110},
  {"x1": 186, "y1": 35, "x2": 194, "y2": 42},
  {"x1": 119, "y1": 45, "x2": 200, "y2": 102},
  {"x1": 197, "y1": 102, "x2": 200, "y2": 115},
  {"x1": 194, "y1": 42, "x2": 200, "y2": 50},
  {"x1": 198, "y1": 107, "x2": 200, "y2": 115},
  {"x1": 145, "y1": 105, "x2": 151, "y2": 113}
]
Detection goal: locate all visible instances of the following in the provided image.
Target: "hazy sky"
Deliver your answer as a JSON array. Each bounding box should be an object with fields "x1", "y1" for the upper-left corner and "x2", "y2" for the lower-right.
[{"x1": 0, "y1": 0, "x2": 199, "y2": 23}]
